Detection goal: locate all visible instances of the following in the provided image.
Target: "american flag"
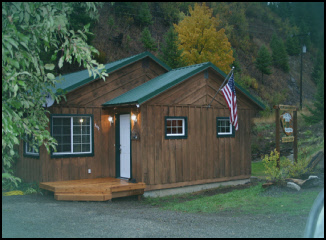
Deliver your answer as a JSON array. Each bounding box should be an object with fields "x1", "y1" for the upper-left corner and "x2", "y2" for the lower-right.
[{"x1": 221, "y1": 73, "x2": 238, "y2": 131}]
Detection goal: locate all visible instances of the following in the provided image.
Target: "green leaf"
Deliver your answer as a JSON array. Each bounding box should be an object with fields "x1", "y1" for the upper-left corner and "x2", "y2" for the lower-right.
[
  {"x1": 58, "y1": 56, "x2": 64, "y2": 69},
  {"x1": 44, "y1": 64, "x2": 55, "y2": 70},
  {"x1": 46, "y1": 73, "x2": 55, "y2": 80}
]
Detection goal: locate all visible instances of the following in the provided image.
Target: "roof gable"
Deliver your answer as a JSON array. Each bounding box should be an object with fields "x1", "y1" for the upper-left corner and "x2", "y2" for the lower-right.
[
  {"x1": 102, "y1": 62, "x2": 265, "y2": 110},
  {"x1": 53, "y1": 52, "x2": 171, "y2": 93}
]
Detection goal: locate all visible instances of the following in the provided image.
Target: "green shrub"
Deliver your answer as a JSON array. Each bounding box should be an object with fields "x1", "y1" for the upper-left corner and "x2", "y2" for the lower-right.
[{"x1": 262, "y1": 149, "x2": 313, "y2": 183}]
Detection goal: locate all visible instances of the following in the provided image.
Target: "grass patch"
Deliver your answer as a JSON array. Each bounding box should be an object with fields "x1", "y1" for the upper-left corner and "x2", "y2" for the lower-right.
[
  {"x1": 251, "y1": 161, "x2": 266, "y2": 177},
  {"x1": 144, "y1": 183, "x2": 321, "y2": 216}
]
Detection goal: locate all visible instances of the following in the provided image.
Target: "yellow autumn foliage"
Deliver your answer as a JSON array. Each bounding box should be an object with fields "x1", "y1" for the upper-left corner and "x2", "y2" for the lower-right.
[{"x1": 174, "y1": 3, "x2": 234, "y2": 73}]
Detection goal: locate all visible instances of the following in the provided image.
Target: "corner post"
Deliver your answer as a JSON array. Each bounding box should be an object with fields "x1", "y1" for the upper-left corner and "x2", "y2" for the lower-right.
[
  {"x1": 274, "y1": 105, "x2": 280, "y2": 169},
  {"x1": 293, "y1": 110, "x2": 298, "y2": 163}
]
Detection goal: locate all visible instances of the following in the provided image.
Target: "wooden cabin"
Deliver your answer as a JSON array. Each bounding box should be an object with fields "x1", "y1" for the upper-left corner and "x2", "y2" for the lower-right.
[{"x1": 16, "y1": 52, "x2": 265, "y2": 200}]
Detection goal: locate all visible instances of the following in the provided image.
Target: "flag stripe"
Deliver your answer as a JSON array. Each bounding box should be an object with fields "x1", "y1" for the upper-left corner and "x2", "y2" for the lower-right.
[{"x1": 221, "y1": 73, "x2": 238, "y2": 131}]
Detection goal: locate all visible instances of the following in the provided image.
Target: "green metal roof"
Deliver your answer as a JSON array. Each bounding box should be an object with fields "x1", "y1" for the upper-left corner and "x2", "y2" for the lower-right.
[
  {"x1": 53, "y1": 51, "x2": 171, "y2": 93},
  {"x1": 102, "y1": 62, "x2": 265, "y2": 110}
]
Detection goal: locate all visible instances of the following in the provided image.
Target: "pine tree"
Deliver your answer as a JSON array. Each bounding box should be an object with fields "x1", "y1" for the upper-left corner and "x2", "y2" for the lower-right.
[
  {"x1": 136, "y1": 2, "x2": 153, "y2": 28},
  {"x1": 141, "y1": 27, "x2": 157, "y2": 51},
  {"x1": 270, "y1": 34, "x2": 290, "y2": 73},
  {"x1": 159, "y1": 27, "x2": 184, "y2": 69},
  {"x1": 255, "y1": 45, "x2": 272, "y2": 84},
  {"x1": 302, "y1": 71, "x2": 324, "y2": 125}
]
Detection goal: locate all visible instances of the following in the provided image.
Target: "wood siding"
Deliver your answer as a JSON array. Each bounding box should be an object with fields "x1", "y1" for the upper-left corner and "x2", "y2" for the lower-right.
[
  {"x1": 16, "y1": 57, "x2": 167, "y2": 183},
  {"x1": 139, "y1": 105, "x2": 255, "y2": 190}
]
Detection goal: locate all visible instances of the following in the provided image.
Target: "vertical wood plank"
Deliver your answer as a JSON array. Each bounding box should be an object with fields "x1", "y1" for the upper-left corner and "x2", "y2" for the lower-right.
[
  {"x1": 213, "y1": 107, "x2": 220, "y2": 178},
  {"x1": 182, "y1": 106, "x2": 190, "y2": 182},
  {"x1": 169, "y1": 106, "x2": 176, "y2": 183},
  {"x1": 141, "y1": 105, "x2": 148, "y2": 183},
  {"x1": 147, "y1": 106, "x2": 155, "y2": 185},
  {"x1": 195, "y1": 107, "x2": 202, "y2": 180},
  {"x1": 162, "y1": 106, "x2": 169, "y2": 184},
  {"x1": 154, "y1": 105, "x2": 162, "y2": 185},
  {"x1": 206, "y1": 107, "x2": 214, "y2": 179},
  {"x1": 188, "y1": 107, "x2": 196, "y2": 181},
  {"x1": 175, "y1": 106, "x2": 183, "y2": 182}
]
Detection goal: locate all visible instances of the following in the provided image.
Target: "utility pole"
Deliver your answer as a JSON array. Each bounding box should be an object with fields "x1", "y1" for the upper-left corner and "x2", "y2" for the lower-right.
[{"x1": 292, "y1": 33, "x2": 309, "y2": 110}]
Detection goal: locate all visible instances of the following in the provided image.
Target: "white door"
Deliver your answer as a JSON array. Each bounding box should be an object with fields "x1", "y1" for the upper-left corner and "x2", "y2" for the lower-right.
[{"x1": 119, "y1": 114, "x2": 131, "y2": 179}]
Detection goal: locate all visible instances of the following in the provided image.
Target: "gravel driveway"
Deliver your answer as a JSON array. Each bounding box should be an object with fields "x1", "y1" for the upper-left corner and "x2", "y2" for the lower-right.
[{"x1": 2, "y1": 193, "x2": 309, "y2": 238}]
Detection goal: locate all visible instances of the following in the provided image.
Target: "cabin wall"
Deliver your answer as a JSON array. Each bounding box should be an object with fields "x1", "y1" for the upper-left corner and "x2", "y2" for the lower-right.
[
  {"x1": 16, "y1": 106, "x2": 114, "y2": 182},
  {"x1": 139, "y1": 105, "x2": 255, "y2": 190}
]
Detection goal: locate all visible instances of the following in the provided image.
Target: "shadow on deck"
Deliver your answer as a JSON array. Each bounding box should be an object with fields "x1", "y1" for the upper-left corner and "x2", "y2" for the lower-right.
[{"x1": 39, "y1": 177, "x2": 146, "y2": 201}]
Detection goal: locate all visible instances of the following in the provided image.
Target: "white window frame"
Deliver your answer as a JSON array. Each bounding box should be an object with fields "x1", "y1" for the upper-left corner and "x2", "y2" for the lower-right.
[
  {"x1": 217, "y1": 117, "x2": 234, "y2": 137},
  {"x1": 165, "y1": 117, "x2": 188, "y2": 139},
  {"x1": 51, "y1": 115, "x2": 93, "y2": 157}
]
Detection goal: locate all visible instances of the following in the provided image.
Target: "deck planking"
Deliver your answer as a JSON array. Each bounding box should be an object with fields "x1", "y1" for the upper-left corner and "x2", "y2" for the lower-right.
[{"x1": 39, "y1": 177, "x2": 145, "y2": 201}]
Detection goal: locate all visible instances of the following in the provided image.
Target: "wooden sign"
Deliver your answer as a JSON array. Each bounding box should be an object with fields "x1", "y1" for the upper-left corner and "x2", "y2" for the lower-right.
[
  {"x1": 280, "y1": 112, "x2": 294, "y2": 136},
  {"x1": 278, "y1": 105, "x2": 297, "y2": 111},
  {"x1": 282, "y1": 136, "x2": 294, "y2": 143},
  {"x1": 274, "y1": 104, "x2": 298, "y2": 166}
]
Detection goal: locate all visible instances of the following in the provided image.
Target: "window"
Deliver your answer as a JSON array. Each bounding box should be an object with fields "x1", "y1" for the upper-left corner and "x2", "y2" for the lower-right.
[
  {"x1": 51, "y1": 114, "x2": 94, "y2": 157},
  {"x1": 24, "y1": 135, "x2": 39, "y2": 158},
  {"x1": 217, "y1": 117, "x2": 235, "y2": 138},
  {"x1": 165, "y1": 117, "x2": 187, "y2": 139}
]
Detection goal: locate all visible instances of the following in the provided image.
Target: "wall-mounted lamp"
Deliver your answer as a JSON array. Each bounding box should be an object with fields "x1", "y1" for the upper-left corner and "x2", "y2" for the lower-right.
[
  {"x1": 108, "y1": 116, "x2": 114, "y2": 125},
  {"x1": 131, "y1": 114, "x2": 137, "y2": 122}
]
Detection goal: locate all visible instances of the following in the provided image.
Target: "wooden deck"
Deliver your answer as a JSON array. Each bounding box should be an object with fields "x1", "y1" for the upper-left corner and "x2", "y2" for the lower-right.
[{"x1": 39, "y1": 178, "x2": 146, "y2": 201}]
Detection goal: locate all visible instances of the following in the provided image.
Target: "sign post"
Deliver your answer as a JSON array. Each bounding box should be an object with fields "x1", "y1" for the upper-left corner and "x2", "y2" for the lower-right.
[{"x1": 273, "y1": 105, "x2": 298, "y2": 168}]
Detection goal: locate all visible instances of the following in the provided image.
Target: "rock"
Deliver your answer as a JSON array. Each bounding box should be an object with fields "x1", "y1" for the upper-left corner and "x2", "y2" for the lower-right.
[
  {"x1": 287, "y1": 182, "x2": 301, "y2": 191},
  {"x1": 250, "y1": 176, "x2": 259, "y2": 183}
]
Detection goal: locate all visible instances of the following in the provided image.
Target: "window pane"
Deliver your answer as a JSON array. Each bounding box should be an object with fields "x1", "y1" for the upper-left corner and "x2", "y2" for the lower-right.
[
  {"x1": 82, "y1": 144, "x2": 90, "y2": 152},
  {"x1": 166, "y1": 120, "x2": 172, "y2": 127},
  {"x1": 73, "y1": 126, "x2": 81, "y2": 134},
  {"x1": 82, "y1": 135, "x2": 90, "y2": 143},
  {"x1": 74, "y1": 135, "x2": 81, "y2": 144},
  {"x1": 62, "y1": 144, "x2": 71, "y2": 152},
  {"x1": 172, "y1": 120, "x2": 177, "y2": 126},
  {"x1": 177, "y1": 120, "x2": 182, "y2": 126},
  {"x1": 53, "y1": 126, "x2": 62, "y2": 135},
  {"x1": 53, "y1": 118, "x2": 62, "y2": 125}
]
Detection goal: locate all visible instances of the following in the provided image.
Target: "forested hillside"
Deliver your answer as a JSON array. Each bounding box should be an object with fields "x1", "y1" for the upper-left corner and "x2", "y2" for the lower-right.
[{"x1": 60, "y1": 2, "x2": 324, "y2": 113}]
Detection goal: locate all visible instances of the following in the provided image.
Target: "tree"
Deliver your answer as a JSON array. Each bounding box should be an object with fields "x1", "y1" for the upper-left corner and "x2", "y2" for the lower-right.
[
  {"x1": 255, "y1": 45, "x2": 272, "y2": 84},
  {"x1": 2, "y1": 2, "x2": 108, "y2": 187},
  {"x1": 285, "y1": 35, "x2": 300, "y2": 56},
  {"x1": 174, "y1": 3, "x2": 234, "y2": 73},
  {"x1": 159, "y1": 27, "x2": 184, "y2": 69},
  {"x1": 270, "y1": 33, "x2": 290, "y2": 73},
  {"x1": 302, "y1": 71, "x2": 324, "y2": 125},
  {"x1": 141, "y1": 27, "x2": 157, "y2": 51},
  {"x1": 135, "y1": 2, "x2": 153, "y2": 28}
]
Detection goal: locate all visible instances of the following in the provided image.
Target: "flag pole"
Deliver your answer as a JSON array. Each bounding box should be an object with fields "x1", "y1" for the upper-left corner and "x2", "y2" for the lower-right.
[{"x1": 207, "y1": 66, "x2": 235, "y2": 108}]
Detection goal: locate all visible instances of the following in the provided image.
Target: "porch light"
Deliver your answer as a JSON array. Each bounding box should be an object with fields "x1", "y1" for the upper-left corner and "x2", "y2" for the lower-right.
[
  {"x1": 108, "y1": 116, "x2": 114, "y2": 125},
  {"x1": 131, "y1": 114, "x2": 137, "y2": 122},
  {"x1": 79, "y1": 118, "x2": 84, "y2": 123}
]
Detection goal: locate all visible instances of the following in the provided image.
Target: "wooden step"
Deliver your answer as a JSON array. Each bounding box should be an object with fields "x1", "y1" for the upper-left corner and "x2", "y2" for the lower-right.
[
  {"x1": 40, "y1": 178, "x2": 146, "y2": 201},
  {"x1": 54, "y1": 193, "x2": 112, "y2": 201},
  {"x1": 110, "y1": 182, "x2": 146, "y2": 193}
]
